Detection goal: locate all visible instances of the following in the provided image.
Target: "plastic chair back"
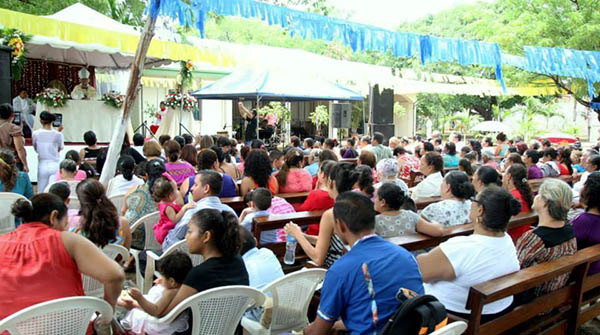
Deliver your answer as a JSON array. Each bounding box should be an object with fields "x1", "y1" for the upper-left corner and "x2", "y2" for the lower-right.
[
  {"x1": 83, "y1": 244, "x2": 129, "y2": 297},
  {"x1": 0, "y1": 296, "x2": 112, "y2": 335},
  {"x1": 130, "y1": 211, "x2": 161, "y2": 251},
  {"x1": 0, "y1": 192, "x2": 27, "y2": 235},
  {"x1": 143, "y1": 239, "x2": 203, "y2": 293},
  {"x1": 108, "y1": 194, "x2": 125, "y2": 215},
  {"x1": 429, "y1": 321, "x2": 468, "y2": 335}
]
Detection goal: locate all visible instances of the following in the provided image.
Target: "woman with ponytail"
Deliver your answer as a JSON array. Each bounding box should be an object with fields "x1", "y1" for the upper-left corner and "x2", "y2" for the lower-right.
[
  {"x1": 0, "y1": 194, "x2": 125, "y2": 319},
  {"x1": 158, "y1": 208, "x2": 248, "y2": 316},
  {"x1": 106, "y1": 155, "x2": 144, "y2": 197},
  {"x1": 0, "y1": 149, "x2": 32, "y2": 205},
  {"x1": 70, "y1": 179, "x2": 132, "y2": 248},
  {"x1": 502, "y1": 164, "x2": 534, "y2": 241},
  {"x1": 164, "y1": 140, "x2": 196, "y2": 186},
  {"x1": 275, "y1": 147, "x2": 312, "y2": 193},
  {"x1": 421, "y1": 171, "x2": 475, "y2": 227},
  {"x1": 354, "y1": 165, "x2": 376, "y2": 201},
  {"x1": 285, "y1": 162, "x2": 356, "y2": 267}
]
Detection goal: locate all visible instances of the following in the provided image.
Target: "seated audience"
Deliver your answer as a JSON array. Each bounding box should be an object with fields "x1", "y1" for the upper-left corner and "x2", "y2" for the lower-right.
[
  {"x1": 79, "y1": 130, "x2": 103, "y2": 163},
  {"x1": 443, "y1": 142, "x2": 459, "y2": 167},
  {"x1": 276, "y1": 148, "x2": 312, "y2": 193},
  {"x1": 180, "y1": 144, "x2": 198, "y2": 168},
  {"x1": 358, "y1": 150, "x2": 376, "y2": 170},
  {"x1": 132, "y1": 133, "x2": 145, "y2": 158},
  {"x1": 418, "y1": 186, "x2": 521, "y2": 321},
  {"x1": 343, "y1": 138, "x2": 358, "y2": 159},
  {"x1": 410, "y1": 152, "x2": 444, "y2": 199},
  {"x1": 354, "y1": 165, "x2": 376, "y2": 201},
  {"x1": 395, "y1": 146, "x2": 420, "y2": 179},
  {"x1": 164, "y1": 140, "x2": 196, "y2": 186},
  {"x1": 303, "y1": 192, "x2": 423, "y2": 335},
  {"x1": 181, "y1": 149, "x2": 236, "y2": 198},
  {"x1": 269, "y1": 149, "x2": 284, "y2": 172},
  {"x1": 106, "y1": 155, "x2": 144, "y2": 197},
  {"x1": 299, "y1": 160, "x2": 336, "y2": 212},
  {"x1": 305, "y1": 148, "x2": 321, "y2": 177},
  {"x1": 45, "y1": 159, "x2": 81, "y2": 193},
  {"x1": 375, "y1": 182, "x2": 443, "y2": 238},
  {"x1": 558, "y1": 147, "x2": 574, "y2": 176},
  {"x1": 0, "y1": 194, "x2": 125, "y2": 319},
  {"x1": 211, "y1": 145, "x2": 241, "y2": 181},
  {"x1": 573, "y1": 154, "x2": 600, "y2": 203},
  {"x1": 571, "y1": 150, "x2": 585, "y2": 173},
  {"x1": 143, "y1": 140, "x2": 164, "y2": 162},
  {"x1": 239, "y1": 188, "x2": 278, "y2": 244},
  {"x1": 502, "y1": 152, "x2": 524, "y2": 172},
  {"x1": 374, "y1": 158, "x2": 409, "y2": 196},
  {"x1": 0, "y1": 149, "x2": 33, "y2": 205},
  {"x1": 516, "y1": 179, "x2": 576, "y2": 298},
  {"x1": 472, "y1": 166, "x2": 502, "y2": 193},
  {"x1": 495, "y1": 132, "x2": 509, "y2": 157},
  {"x1": 241, "y1": 149, "x2": 279, "y2": 196},
  {"x1": 240, "y1": 227, "x2": 284, "y2": 289},
  {"x1": 370, "y1": 132, "x2": 393, "y2": 162},
  {"x1": 571, "y1": 172, "x2": 600, "y2": 275},
  {"x1": 482, "y1": 151, "x2": 499, "y2": 170},
  {"x1": 458, "y1": 158, "x2": 474, "y2": 176},
  {"x1": 153, "y1": 177, "x2": 196, "y2": 244},
  {"x1": 421, "y1": 171, "x2": 475, "y2": 227},
  {"x1": 523, "y1": 149, "x2": 544, "y2": 180},
  {"x1": 157, "y1": 209, "x2": 249, "y2": 317},
  {"x1": 540, "y1": 147, "x2": 560, "y2": 177},
  {"x1": 502, "y1": 164, "x2": 534, "y2": 241}
]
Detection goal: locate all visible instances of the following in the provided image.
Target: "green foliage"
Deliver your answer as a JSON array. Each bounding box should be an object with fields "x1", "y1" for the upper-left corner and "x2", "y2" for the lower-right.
[
  {"x1": 309, "y1": 105, "x2": 329, "y2": 128},
  {"x1": 258, "y1": 102, "x2": 291, "y2": 123},
  {"x1": 393, "y1": 102, "x2": 407, "y2": 118},
  {"x1": 107, "y1": 0, "x2": 145, "y2": 27}
]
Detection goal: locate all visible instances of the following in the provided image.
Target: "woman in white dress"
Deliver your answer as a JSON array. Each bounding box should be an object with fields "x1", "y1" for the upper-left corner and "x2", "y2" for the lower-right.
[
  {"x1": 106, "y1": 155, "x2": 144, "y2": 197},
  {"x1": 32, "y1": 111, "x2": 64, "y2": 193}
]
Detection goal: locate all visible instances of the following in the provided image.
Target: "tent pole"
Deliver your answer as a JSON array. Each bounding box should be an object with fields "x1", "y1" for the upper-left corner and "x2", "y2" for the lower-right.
[{"x1": 256, "y1": 95, "x2": 261, "y2": 140}]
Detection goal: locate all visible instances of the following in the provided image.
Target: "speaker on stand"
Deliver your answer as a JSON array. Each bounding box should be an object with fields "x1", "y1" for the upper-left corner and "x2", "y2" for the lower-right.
[{"x1": 0, "y1": 46, "x2": 12, "y2": 105}]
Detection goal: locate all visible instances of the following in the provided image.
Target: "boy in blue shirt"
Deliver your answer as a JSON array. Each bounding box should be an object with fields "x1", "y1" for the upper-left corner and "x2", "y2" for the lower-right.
[{"x1": 304, "y1": 192, "x2": 424, "y2": 335}]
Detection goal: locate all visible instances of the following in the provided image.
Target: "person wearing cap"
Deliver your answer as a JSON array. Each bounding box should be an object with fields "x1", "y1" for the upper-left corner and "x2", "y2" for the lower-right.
[
  {"x1": 32, "y1": 111, "x2": 64, "y2": 193},
  {"x1": 71, "y1": 67, "x2": 97, "y2": 100}
]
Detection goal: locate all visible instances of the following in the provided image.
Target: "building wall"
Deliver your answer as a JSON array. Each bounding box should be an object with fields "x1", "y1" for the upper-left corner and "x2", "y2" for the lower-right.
[{"x1": 394, "y1": 94, "x2": 417, "y2": 138}]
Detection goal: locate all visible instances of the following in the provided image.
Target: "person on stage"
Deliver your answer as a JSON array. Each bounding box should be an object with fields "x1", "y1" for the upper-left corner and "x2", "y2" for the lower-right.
[
  {"x1": 71, "y1": 68, "x2": 97, "y2": 100},
  {"x1": 238, "y1": 102, "x2": 258, "y2": 145},
  {"x1": 12, "y1": 90, "x2": 34, "y2": 138}
]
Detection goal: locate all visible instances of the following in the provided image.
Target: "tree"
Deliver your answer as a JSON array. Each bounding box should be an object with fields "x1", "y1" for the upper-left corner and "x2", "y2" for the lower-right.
[{"x1": 0, "y1": 0, "x2": 109, "y2": 15}]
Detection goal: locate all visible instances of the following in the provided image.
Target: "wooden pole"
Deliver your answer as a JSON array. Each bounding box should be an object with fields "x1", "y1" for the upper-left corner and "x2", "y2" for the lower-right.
[{"x1": 99, "y1": 11, "x2": 158, "y2": 185}]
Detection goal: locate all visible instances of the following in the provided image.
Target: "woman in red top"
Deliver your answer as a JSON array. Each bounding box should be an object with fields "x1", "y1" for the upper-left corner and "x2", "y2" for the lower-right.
[
  {"x1": 502, "y1": 164, "x2": 534, "y2": 242},
  {"x1": 298, "y1": 161, "x2": 337, "y2": 235},
  {"x1": 0, "y1": 194, "x2": 125, "y2": 320},
  {"x1": 559, "y1": 147, "x2": 574, "y2": 177}
]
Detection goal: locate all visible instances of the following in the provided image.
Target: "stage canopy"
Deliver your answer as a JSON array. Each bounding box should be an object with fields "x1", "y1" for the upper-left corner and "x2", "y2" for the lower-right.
[{"x1": 192, "y1": 68, "x2": 365, "y2": 101}]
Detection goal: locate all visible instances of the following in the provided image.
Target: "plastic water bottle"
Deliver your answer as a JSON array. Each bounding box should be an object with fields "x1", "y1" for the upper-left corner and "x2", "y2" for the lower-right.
[{"x1": 284, "y1": 234, "x2": 297, "y2": 265}]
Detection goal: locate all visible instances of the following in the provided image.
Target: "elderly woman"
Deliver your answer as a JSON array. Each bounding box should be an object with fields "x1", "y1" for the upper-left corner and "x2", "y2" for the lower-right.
[
  {"x1": 374, "y1": 158, "x2": 409, "y2": 196},
  {"x1": 418, "y1": 186, "x2": 521, "y2": 321},
  {"x1": 421, "y1": 171, "x2": 475, "y2": 227},
  {"x1": 516, "y1": 179, "x2": 577, "y2": 299},
  {"x1": 143, "y1": 140, "x2": 164, "y2": 162},
  {"x1": 304, "y1": 149, "x2": 321, "y2": 177}
]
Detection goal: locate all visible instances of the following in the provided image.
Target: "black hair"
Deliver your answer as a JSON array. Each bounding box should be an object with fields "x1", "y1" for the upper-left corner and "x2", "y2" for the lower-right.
[
  {"x1": 65, "y1": 150, "x2": 81, "y2": 164},
  {"x1": 589, "y1": 155, "x2": 600, "y2": 171},
  {"x1": 361, "y1": 136, "x2": 371, "y2": 144},
  {"x1": 525, "y1": 149, "x2": 540, "y2": 164},
  {"x1": 460, "y1": 146, "x2": 471, "y2": 156},
  {"x1": 434, "y1": 138, "x2": 442, "y2": 145},
  {"x1": 582, "y1": 172, "x2": 600, "y2": 211},
  {"x1": 269, "y1": 149, "x2": 283, "y2": 162},
  {"x1": 543, "y1": 147, "x2": 557, "y2": 160},
  {"x1": 12, "y1": 194, "x2": 67, "y2": 225},
  {"x1": 39, "y1": 111, "x2": 56, "y2": 124},
  {"x1": 208, "y1": 145, "x2": 225, "y2": 164},
  {"x1": 455, "y1": 133, "x2": 463, "y2": 141},
  {"x1": 250, "y1": 139, "x2": 264, "y2": 149},
  {"x1": 304, "y1": 138, "x2": 314, "y2": 148},
  {"x1": 76, "y1": 179, "x2": 119, "y2": 248},
  {"x1": 559, "y1": 147, "x2": 574, "y2": 175},
  {"x1": 542, "y1": 139, "x2": 551, "y2": 147},
  {"x1": 239, "y1": 227, "x2": 256, "y2": 255},
  {"x1": 117, "y1": 155, "x2": 135, "y2": 181},
  {"x1": 134, "y1": 161, "x2": 147, "y2": 178},
  {"x1": 157, "y1": 251, "x2": 193, "y2": 284},
  {"x1": 146, "y1": 159, "x2": 166, "y2": 190},
  {"x1": 319, "y1": 160, "x2": 337, "y2": 178},
  {"x1": 190, "y1": 208, "x2": 241, "y2": 257},
  {"x1": 0, "y1": 104, "x2": 14, "y2": 120},
  {"x1": 507, "y1": 153, "x2": 524, "y2": 166},
  {"x1": 183, "y1": 133, "x2": 194, "y2": 145},
  {"x1": 197, "y1": 149, "x2": 218, "y2": 170},
  {"x1": 319, "y1": 149, "x2": 338, "y2": 163},
  {"x1": 198, "y1": 169, "x2": 223, "y2": 196},
  {"x1": 445, "y1": 142, "x2": 457, "y2": 156},
  {"x1": 251, "y1": 187, "x2": 272, "y2": 211},
  {"x1": 347, "y1": 138, "x2": 355, "y2": 147},
  {"x1": 174, "y1": 136, "x2": 186, "y2": 149},
  {"x1": 291, "y1": 136, "x2": 301, "y2": 147},
  {"x1": 330, "y1": 162, "x2": 359, "y2": 193},
  {"x1": 393, "y1": 147, "x2": 407, "y2": 156},
  {"x1": 164, "y1": 140, "x2": 181, "y2": 163},
  {"x1": 496, "y1": 132, "x2": 507, "y2": 142},
  {"x1": 423, "y1": 142, "x2": 434, "y2": 152},
  {"x1": 83, "y1": 131, "x2": 97, "y2": 146},
  {"x1": 507, "y1": 164, "x2": 533, "y2": 209},
  {"x1": 458, "y1": 158, "x2": 474, "y2": 176},
  {"x1": 244, "y1": 149, "x2": 273, "y2": 188},
  {"x1": 133, "y1": 133, "x2": 145, "y2": 146},
  {"x1": 48, "y1": 182, "x2": 71, "y2": 201},
  {"x1": 158, "y1": 135, "x2": 171, "y2": 146},
  {"x1": 373, "y1": 132, "x2": 384, "y2": 144},
  {"x1": 476, "y1": 166, "x2": 502, "y2": 187},
  {"x1": 356, "y1": 165, "x2": 375, "y2": 198},
  {"x1": 276, "y1": 148, "x2": 304, "y2": 187},
  {"x1": 60, "y1": 159, "x2": 77, "y2": 174},
  {"x1": 444, "y1": 171, "x2": 475, "y2": 200},
  {"x1": 424, "y1": 152, "x2": 443, "y2": 172},
  {"x1": 181, "y1": 144, "x2": 198, "y2": 167},
  {"x1": 324, "y1": 138, "x2": 335, "y2": 149},
  {"x1": 152, "y1": 176, "x2": 176, "y2": 202},
  {"x1": 333, "y1": 192, "x2": 376, "y2": 234},
  {"x1": 377, "y1": 182, "x2": 406, "y2": 210},
  {"x1": 216, "y1": 136, "x2": 230, "y2": 148},
  {"x1": 483, "y1": 137, "x2": 493, "y2": 147},
  {"x1": 469, "y1": 139, "x2": 482, "y2": 160},
  {"x1": 476, "y1": 186, "x2": 521, "y2": 232}
]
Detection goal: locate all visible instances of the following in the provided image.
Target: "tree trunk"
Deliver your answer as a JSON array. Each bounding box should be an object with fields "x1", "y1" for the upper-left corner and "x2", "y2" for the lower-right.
[{"x1": 99, "y1": 12, "x2": 158, "y2": 186}]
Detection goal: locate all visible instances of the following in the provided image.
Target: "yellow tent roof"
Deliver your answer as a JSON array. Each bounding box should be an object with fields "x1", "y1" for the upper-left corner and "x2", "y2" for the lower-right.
[{"x1": 0, "y1": 8, "x2": 236, "y2": 68}]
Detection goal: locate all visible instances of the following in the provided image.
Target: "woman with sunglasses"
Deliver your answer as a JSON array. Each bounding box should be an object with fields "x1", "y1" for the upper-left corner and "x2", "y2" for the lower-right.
[{"x1": 417, "y1": 186, "x2": 521, "y2": 321}]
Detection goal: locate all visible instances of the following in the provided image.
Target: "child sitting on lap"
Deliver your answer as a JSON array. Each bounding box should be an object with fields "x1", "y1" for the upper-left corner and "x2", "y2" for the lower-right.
[
  {"x1": 119, "y1": 251, "x2": 193, "y2": 335},
  {"x1": 152, "y1": 177, "x2": 196, "y2": 244}
]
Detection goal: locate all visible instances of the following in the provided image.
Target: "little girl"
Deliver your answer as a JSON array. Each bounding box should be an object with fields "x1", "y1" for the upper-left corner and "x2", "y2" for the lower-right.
[
  {"x1": 119, "y1": 251, "x2": 192, "y2": 334},
  {"x1": 153, "y1": 176, "x2": 195, "y2": 244}
]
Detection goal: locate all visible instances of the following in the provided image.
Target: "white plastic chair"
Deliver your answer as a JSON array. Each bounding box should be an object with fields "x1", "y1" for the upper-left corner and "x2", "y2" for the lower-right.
[
  {"x1": 144, "y1": 239, "x2": 204, "y2": 293},
  {"x1": 148, "y1": 286, "x2": 265, "y2": 335},
  {"x1": 129, "y1": 211, "x2": 161, "y2": 290},
  {"x1": 0, "y1": 192, "x2": 27, "y2": 235},
  {"x1": 67, "y1": 197, "x2": 80, "y2": 210},
  {"x1": 108, "y1": 194, "x2": 125, "y2": 214},
  {"x1": 0, "y1": 296, "x2": 113, "y2": 335},
  {"x1": 83, "y1": 244, "x2": 130, "y2": 297},
  {"x1": 429, "y1": 321, "x2": 468, "y2": 335},
  {"x1": 242, "y1": 268, "x2": 327, "y2": 334}
]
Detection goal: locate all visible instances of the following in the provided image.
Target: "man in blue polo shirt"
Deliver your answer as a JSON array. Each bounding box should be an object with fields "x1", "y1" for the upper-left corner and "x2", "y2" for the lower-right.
[{"x1": 303, "y1": 192, "x2": 424, "y2": 335}]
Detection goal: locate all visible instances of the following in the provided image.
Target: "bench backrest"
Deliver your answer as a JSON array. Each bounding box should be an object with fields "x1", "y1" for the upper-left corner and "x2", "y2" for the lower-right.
[
  {"x1": 222, "y1": 192, "x2": 309, "y2": 214},
  {"x1": 252, "y1": 210, "x2": 325, "y2": 254}
]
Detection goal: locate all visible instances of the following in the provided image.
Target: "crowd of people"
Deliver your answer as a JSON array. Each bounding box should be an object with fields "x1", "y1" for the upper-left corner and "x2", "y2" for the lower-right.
[{"x1": 1, "y1": 102, "x2": 600, "y2": 334}]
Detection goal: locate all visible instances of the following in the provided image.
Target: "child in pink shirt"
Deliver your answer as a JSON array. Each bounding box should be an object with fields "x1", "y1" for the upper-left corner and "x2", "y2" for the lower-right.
[{"x1": 152, "y1": 177, "x2": 195, "y2": 244}]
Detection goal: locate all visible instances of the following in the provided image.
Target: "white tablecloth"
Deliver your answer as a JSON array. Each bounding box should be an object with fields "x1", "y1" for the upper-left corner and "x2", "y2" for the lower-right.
[
  {"x1": 35, "y1": 100, "x2": 133, "y2": 143},
  {"x1": 155, "y1": 107, "x2": 195, "y2": 137}
]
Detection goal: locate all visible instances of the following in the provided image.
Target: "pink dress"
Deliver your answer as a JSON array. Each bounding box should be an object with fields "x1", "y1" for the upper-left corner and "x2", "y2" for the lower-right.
[
  {"x1": 278, "y1": 169, "x2": 312, "y2": 193},
  {"x1": 165, "y1": 161, "x2": 196, "y2": 186},
  {"x1": 154, "y1": 202, "x2": 182, "y2": 244},
  {"x1": 54, "y1": 169, "x2": 87, "y2": 181}
]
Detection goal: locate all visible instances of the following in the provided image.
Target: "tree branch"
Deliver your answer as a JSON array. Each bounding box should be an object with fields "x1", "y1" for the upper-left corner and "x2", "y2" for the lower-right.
[{"x1": 542, "y1": 74, "x2": 591, "y2": 109}]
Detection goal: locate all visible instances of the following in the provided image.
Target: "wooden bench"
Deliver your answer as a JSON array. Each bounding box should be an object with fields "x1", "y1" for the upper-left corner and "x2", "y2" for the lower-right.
[
  {"x1": 527, "y1": 175, "x2": 574, "y2": 193},
  {"x1": 457, "y1": 243, "x2": 600, "y2": 335},
  {"x1": 222, "y1": 191, "x2": 309, "y2": 214},
  {"x1": 415, "y1": 196, "x2": 442, "y2": 210}
]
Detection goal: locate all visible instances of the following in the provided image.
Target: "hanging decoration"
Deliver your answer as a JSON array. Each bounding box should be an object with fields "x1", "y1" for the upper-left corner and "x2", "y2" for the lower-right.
[
  {"x1": 179, "y1": 60, "x2": 194, "y2": 87},
  {"x1": 164, "y1": 91, "x2": 197, "y2": 111},
  {"x1": 0, "y1": 28, "x2": 31, "y2": 81},
  {"x1": 102, "y1": 91, "x2": 125, "y2": 109},
  {"x1": 35, "y1": 88, "x2": 68, "y2": 108}
]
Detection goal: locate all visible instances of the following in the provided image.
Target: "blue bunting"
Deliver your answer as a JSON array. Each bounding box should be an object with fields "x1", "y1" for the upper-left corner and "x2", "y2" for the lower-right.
[{"x1": 592, "y1": 102, "x2": 600, "y2": 111}]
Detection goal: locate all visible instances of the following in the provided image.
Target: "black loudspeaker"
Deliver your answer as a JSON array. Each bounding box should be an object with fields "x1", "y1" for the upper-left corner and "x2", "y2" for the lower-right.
[
  {"x1": 372, "y1": 84, "x2": 394, "y2": 124},
  {"x1": 331, "y1": 102, "x2": 351, "y2": 128},
  {"x1": 372, "y1": 124, "x2": 395, "y2": 140},
  {"x1": 0, "y1": 46, "x2": 12, "y2": 105}
]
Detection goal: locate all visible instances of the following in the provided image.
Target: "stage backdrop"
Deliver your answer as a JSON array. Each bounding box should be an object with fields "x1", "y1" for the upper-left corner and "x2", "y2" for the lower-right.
[{"x1": 11, "y1": 58, "x2": 95, "y2": 99}]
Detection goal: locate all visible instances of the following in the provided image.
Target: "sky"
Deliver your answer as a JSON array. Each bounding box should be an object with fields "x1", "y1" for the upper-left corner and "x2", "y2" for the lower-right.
[{"x1": 327, "y1": 0, "x2": 492, "y2": 30}]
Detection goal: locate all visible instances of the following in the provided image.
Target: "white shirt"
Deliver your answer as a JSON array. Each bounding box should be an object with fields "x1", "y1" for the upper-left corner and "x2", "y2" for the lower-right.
[
  {"x1": 410, "y1": 171, "x2": 443, "y2": 199},
  {"x1": 71, "y1": 84, "x2": 97, "y2": 100},
  {"x1": 32, "y1": 129, "x2": 64, "y2": 161},
  {"x1": 12, "y1": 96, "x2": 30, "y2": 113},
  {"x1": 106, "y1": 175, "x2": 145, "y2": 197},
  {"x1": 573, "y1": 171, "x2": 590, "y2": 203},
  {"x1": 424, "y1": 233, "x2": 519, "y2": 314},
  {"x1": 242, "y1": 247, "x2": 284, "y2": 290},
  {"x1": 455, "y1": 141, "x2": 465, "y2": 152}
]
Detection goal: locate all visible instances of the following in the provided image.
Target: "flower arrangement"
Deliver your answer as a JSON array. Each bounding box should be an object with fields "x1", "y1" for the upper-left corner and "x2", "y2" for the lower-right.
[
  {"x1": 35, "y1": 88, "x2": 68, "y2": 108},
  {"x1": 179, "y1": 60, "x2": 193, "y2": 87},
  {"x1": 0, "y1": 28, "x2": 32, "y2": 81},
  {"x1": 102, "y1": 91, "x2": 125, "y2": 109},
  {"x1": 164, "y1": 92, "x2": 197, "y2": 111}
]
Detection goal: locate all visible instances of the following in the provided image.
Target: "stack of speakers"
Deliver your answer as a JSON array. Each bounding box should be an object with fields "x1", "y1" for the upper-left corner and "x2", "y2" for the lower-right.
[
  {"x1": 371, "y1": 84, "x2": 394, "y2": 139},
  {"x1": 0, "y1": 46, "x2": 12, "y2": 105}
]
